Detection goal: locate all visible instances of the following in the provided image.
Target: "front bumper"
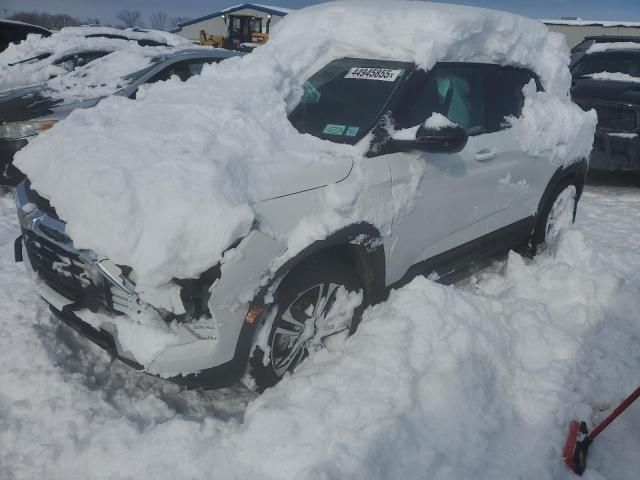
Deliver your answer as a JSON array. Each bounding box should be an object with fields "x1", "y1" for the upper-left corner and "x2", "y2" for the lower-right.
[
  {"x1": 590, "y1": 131, "x2": 640, "y2": 173},
  {"x1": 0, "y1": 138, "x2": 28, "y2": 186},
  {"x1": 49, "y1": 302, "x2": 259, "y2": 389},
  {"x1": 15, "y1": 180, "x2": 284, "y2": 388}
]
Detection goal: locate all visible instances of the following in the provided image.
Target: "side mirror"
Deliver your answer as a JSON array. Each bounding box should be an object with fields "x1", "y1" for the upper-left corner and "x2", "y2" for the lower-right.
[{"x1": 391, "y1": 123, "x2": 468, "y2": 154}]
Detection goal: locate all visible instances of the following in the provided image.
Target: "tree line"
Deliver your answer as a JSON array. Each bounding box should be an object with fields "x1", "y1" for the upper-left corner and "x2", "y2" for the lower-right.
[{"x1": 8, "y1": 10, "x2": 190, "y2": 31}]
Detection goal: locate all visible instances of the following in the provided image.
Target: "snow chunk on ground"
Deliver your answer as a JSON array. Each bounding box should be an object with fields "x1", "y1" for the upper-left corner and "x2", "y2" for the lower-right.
[
  {"x1": 15, "y1": 1, "x2": 591, "y2": 288},
  {"x1": 0, "y1": 26, "x2": 190, "y2": 91}
]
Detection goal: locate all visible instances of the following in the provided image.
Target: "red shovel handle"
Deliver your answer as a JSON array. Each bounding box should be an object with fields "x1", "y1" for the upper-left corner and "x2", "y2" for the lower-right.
[{"x1": 588, "y1": 385, "x2": 640, "y2": 441}]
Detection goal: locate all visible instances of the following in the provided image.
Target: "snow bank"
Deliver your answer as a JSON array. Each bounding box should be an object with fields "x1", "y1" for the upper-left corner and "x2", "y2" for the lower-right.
[
  {"x1": 0, "y1": 26, "x2": 190, "y2": 91},
  {"x1": 15, "y1": 1, "x2": 593, "y2": 288},
  {"x1": 2, "y1": 186, "x2": 640, "y2": 479}
]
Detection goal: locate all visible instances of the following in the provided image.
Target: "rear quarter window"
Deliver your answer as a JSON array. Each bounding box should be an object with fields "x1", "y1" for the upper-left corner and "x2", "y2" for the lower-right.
[{"x1": 483, "y1": 66, "x2": 540, "y2": 132}]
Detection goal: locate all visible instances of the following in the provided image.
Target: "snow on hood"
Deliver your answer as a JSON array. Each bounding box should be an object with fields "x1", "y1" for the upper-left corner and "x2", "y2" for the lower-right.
[
  {"x1": 45, "y1": 46, "x2": 179, "y2": 101},
  {"x1": 15, "y1": 1, "x2": 594, "y2": 287},
  {"x1": 0, "y1": 26, "x2": 191, "y2": 91}
]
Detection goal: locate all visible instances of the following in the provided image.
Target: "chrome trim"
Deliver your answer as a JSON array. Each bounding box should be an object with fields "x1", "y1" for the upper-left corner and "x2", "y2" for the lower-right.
[{"x1": 16, "y1": 180, "x2": 142, "y2": 316}]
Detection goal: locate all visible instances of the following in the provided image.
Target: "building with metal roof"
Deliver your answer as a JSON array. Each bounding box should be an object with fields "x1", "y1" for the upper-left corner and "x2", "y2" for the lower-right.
[{"x1": 173, "y1": 3, "x2": 292, "y2": 47}]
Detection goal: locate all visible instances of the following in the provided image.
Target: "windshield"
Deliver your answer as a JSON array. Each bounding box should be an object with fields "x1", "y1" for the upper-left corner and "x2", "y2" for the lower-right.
[
  {"x1": 573, "y1": 51, "x2": 640, "y2": 78},
  {"x1": 120, "y1": 57, "x2": 163, "y2": 83},
  {"x1": 288, "y1": 58, "x2": 410, "y2": 143}
]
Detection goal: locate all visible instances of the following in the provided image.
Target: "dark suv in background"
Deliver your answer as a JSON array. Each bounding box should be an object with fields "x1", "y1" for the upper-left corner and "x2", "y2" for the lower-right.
[
  {"x1": 570, "y1": 35, "x2": 640, "y2": 68},
  {"x1": 0, "y1": 19, "x2": 51, "y2": 53},
  {"x1": 571, "y1": 42, "x2": 640, "y2": 174}
]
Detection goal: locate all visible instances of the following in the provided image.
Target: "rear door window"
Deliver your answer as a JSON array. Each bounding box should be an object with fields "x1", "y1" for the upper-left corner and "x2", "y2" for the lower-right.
[
  {"x1": 483, "y1": 66, "x2": 539, "y2": 132},
  {"x1": 572, "y1": 51, "x2": 640, "y2": 78}
]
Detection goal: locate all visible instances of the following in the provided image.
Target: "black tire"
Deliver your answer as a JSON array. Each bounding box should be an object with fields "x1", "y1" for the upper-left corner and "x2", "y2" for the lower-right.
[
  {"x1": 249, "y1": 257, "x2": 365, "y2": 391},
  {"x1": 531, "y1": 178, "x2": 579, "y2": 253}
]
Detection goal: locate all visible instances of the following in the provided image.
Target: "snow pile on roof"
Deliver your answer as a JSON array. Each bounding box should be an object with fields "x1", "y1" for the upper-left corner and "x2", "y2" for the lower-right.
[
  {"x1": 585, "y1": 72, "x2": 640, "y2": 83},
  {"x1": 15, "y1": 1, "x2": 594, "y2": 288},
  {"x1": 0, "y1": 26, "x2": 190, "y2": 91},
  {"x1": 587, "y1": 42, "x2": 640, "y2": 54},
  {"x1": 2, "y1": 186, "x2": 640, "y2": 479},
  {"x1": 62, "y1": 26, "x2": 193, "y2": 47}
]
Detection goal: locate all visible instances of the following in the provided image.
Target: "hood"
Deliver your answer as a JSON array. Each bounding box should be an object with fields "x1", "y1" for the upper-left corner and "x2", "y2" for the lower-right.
[
  {"x1": 571, "y1": 77, "x2": 640, "y2": 105},
  {"x1": 0, "y1": 84, "x2": 100, "y2": 122}
]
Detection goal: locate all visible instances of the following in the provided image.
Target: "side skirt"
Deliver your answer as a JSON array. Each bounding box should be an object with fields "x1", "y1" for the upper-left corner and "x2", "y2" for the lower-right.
[{"x1": 389, "y1": 216, "x2": 535, "y2": 291}]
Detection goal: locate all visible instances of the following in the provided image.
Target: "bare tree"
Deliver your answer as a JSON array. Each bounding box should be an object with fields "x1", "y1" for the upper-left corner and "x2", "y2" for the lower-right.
[
  {"x1": 117, "y1": 10, "x2": 143, "y2": 29},
  {"x1": 10, "y1": 11, "x2": 81, "y2": 30},
  {"x1": 149, "y1": 11, "x2": 169, "y2": 31}
]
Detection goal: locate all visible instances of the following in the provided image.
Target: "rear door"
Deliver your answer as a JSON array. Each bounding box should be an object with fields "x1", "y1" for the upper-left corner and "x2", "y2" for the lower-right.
[
  {"x1": 481, "y1": 66, "x2": 555, "y2": 234},
  {"x1": 385, "y1": 63, "x2": 512, "y2": 283}
]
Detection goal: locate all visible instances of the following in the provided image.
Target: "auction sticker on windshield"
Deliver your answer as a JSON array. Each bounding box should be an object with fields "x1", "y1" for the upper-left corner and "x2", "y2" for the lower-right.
[{"x1": 345, "y1": 67, "x2": 403, "y2": 82}]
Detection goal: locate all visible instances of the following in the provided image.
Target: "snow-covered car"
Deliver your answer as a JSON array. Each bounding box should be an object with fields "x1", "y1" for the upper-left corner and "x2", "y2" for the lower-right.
[
  {"x1": 0, "y1": 26, "x2": 192, "y2": 92},
  {"x1": 571, "y1": 42, "x2": 640, "y2": 173},
  {"x1": 570, "y1": 35, "x2": 640, "y2": 68},
  {"x1": 0, "y1": 47, "x2": 241, "y2": 185},
  {"x1": 0, "y1": 19, "x2": 51, "y2": 53},
  {"x1": 13, "y1": 2, "x2": 596, "y2": 391}
]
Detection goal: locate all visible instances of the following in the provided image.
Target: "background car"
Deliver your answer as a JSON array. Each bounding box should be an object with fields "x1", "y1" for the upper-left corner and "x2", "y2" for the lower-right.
[
  {"x1": 571, "y1": 43, "x2": 640, "y2": 174},
  {"x1": 0, "y1": 26, "x2": 192, "y2": 91},
  {"x1": 0, "y1": 19, "x2": 51, "y2": 53},
  {"x1": 570, "y1": 35, "x2": 640, "y2": 67},
  {"x1": 0, "y1": 48, "x2": 241, "y2": 185}
]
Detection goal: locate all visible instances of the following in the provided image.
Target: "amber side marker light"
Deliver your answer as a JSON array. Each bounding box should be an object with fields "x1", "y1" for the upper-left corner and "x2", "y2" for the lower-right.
[{"x1": 244, "y1": 304, "x2": 264, "y2": 324}]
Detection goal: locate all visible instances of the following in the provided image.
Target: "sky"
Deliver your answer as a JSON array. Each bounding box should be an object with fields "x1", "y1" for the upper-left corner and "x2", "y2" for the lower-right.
[{"x1": 2, "y1": 0, "x2": 640, "y2": 26}]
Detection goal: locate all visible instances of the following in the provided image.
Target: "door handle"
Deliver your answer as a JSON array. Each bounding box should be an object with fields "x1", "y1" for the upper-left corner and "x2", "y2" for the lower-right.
[{"x1": 475, "y1": 149, "x2": 497, "y2": 162}]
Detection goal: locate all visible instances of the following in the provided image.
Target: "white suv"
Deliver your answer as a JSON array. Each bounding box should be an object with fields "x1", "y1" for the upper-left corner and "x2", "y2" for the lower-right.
[{"x1": 14, "y1": 4, "x2": 592, "y2": 391}]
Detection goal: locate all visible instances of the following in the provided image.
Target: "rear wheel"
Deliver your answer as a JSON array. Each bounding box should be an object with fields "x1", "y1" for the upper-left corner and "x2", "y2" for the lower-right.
[
  {"x1": 249, "y1": 258, "x2": 365, "y2": 391},
  {"x1": 532, "y1": 180, "x2": 579, "y2": 252}
]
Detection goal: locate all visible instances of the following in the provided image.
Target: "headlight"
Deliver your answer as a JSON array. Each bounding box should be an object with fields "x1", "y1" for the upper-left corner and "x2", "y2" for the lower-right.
[{"x1": 0, "y1": 120, "x2": 56, "y2": 139}]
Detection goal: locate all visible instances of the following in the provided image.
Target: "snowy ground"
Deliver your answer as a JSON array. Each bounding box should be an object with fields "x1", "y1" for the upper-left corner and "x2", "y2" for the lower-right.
[{"x1": 1, "y1": 177, "x2": 639, "y2": 480}]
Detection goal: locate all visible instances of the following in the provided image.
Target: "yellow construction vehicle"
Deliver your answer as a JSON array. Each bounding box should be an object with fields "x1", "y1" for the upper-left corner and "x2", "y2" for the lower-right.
[
  {"x1": 199, "y1": 31, "x2": 226, "y2": 48},
  {"x1": 199, "y1": 14, "x2": 270, "y2": 51}
]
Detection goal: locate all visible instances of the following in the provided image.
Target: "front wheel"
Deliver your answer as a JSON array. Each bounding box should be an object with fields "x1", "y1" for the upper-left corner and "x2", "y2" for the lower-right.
[
  {"x1": 249, "y1": 258, "x2": 365, "y2": 391},
  {"x1": 532, "y1": 181, "x2": 579, "y2": 253}
]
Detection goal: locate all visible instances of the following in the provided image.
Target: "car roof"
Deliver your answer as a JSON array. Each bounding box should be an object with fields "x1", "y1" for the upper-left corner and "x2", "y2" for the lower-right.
[
  {"x1": 0, "y1": 19, "x2": 51, "y2": 36},
  {"x1": 584, "y1": 35, "x2": 640, "y2": 42},
  {"x1": 586, "y1": 48, "x2": 640, "y2": 54}
]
